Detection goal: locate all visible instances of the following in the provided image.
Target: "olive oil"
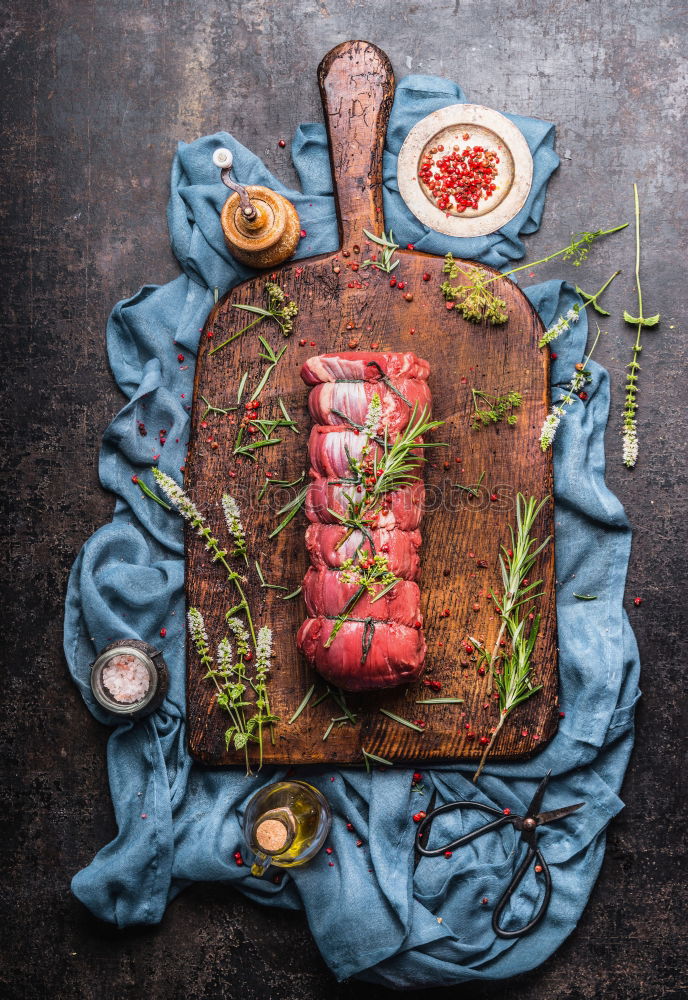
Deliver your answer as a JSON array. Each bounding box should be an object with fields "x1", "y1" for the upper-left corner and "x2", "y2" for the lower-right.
[{"x1": 243, "y1": 781, "x2": 331, "y2": 876}]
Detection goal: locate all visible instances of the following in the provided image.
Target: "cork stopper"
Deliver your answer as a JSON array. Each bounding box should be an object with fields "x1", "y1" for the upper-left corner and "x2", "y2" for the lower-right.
[{"x1": 256, "y1": 819, "x2": 289, "y2": 853}]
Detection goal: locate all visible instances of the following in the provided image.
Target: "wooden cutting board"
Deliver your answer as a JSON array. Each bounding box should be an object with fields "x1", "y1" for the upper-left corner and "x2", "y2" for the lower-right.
[{"x1": 185, "y1": 40, "x2": 559, "y2": 767}]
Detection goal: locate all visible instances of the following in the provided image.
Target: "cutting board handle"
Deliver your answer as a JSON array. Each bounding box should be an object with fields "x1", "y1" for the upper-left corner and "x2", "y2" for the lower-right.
[{"x1": 318, "y1": 40, "x2": 395, "y2": 249}]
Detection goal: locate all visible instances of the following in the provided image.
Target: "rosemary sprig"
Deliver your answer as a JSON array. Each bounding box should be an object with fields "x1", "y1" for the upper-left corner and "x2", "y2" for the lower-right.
[
  {"x1": 361, "y1": 228, "x2": 400, "y2": 273},
  {"x1": 200, "y1": 395, "x2": 236, "y2": 420},
  {"x1": 442, "y1": 224, "x2": 628, "y2": 326},
  {"x1": 540, "y1": 325, "x2": 605, "y2": 451},
  {"x1": 255, "y1": 559, "x2": 287, "y2": 591},
  {"x1": 471, "y1": 389, "x2": 522, "y2": 430},
  {"x1": 248, "y1": 337, "x2": 288, "y2": 402},
  {"x1": 133, "y1": 475, "x2": 171, "y2": 510},
  {"x1": 210, "y1": 280, "x2": 298, "y2": 355},
  {"x1": 622, "y1": 184, "x2": 659, "y2": 468},
  {"x1": 379, "y1": 708, "x2": 425, "y2": 732},
  {"x1": 288, "y1": 683, "x2": 315, "y2": 724},
  {"x1": 470, "y1": 494, "x2": 551, "y2": 782},
  {"x1": 362, "y1": 747, "x2": 393, "y2": 772},
  {"x1": 415, "y1": 697, "x2": 464, "y2": 704},
  {"x1": 233, "y1": 411, "x2": 298, "y2": 460},
  {"x1": 281, "y1": 585, "x2": 303, "y2": 601},
  {"x1": 269, "y1": 484, "x2": 308, "y2": 539},
  {"x1": 454, "y1": 470, "x2": 485, "y2": 498}
]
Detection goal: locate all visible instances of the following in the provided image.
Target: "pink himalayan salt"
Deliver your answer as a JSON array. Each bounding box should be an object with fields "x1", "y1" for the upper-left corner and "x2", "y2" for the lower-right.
[{"x1": 102, "y1": 653, "x2": 150, "y2": 704}]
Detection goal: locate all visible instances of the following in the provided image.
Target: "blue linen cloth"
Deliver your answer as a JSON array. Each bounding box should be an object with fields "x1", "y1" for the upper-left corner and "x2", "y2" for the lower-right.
[{"x1": 64, "y1": 75, "x2": 639, "y2": 987}]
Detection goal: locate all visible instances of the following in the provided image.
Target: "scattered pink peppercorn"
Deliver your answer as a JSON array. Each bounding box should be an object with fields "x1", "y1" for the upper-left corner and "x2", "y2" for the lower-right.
[
  {"x1": 550, "y1": 352, "x2": 557, "y2": 359},
  {"x1": 159, "y1": 627, "x2": 167, "y2": 638},
  {"x1": 346, "y1": 822, "x2": 354, "y2": 832},
  {"x1": 300, "y1": 229, "x2": 307, "y2": 238},
  {"x1": 422, "y1": 272, "x2": 431, "y2": 281},
  {"x1": 444, "y1": 850, "x2": 453, "y2": 858},
  {"x1": 356, "y1": 839, "x2": 363, "y2": 847},
  {"x1": 407, "y1": 243, "x2": 415, "y2": 250},
  {"x1": 278, "y1": 139, "x2": 286, "y2": 148},
  {"x1": 503, "y1": 808, "x2": 511, "y2": 816},
  {"x1": 141, "y1": 813, "x2": 148, "y2": 819},
  {"x1": 413, "y1": 772, "x2": 422, "y2": 782},
  {"x1": 578, "y1": 391, "x2": 588, "y2": 401},
  {"x1": 389, "y1": 277, "x2": 397, "y2": 287},
  {"x1": 177, "y1": 353, "x2": 184, "y2": 362},
  {"x1": 131, "y1": 475, "x2": 138, "y2": 483},
  {"x1": 559, "y1": 711, "x2": 566, "y2": 718},
  {"x1": 482, "y1": 897, "x2": 489, "y2": 905},
  {"x1": 397, "y1": 281, "x2": 406, "y2": 290},
  {"x1": 634, "y1": 597, "x2": 643, "y2": 606},
  {"x1": 328, "y1": 861, "x2": 334, "y2": 867},
  {"x1": 325, "y1": 847, "x2": 333, "y2": 855}
]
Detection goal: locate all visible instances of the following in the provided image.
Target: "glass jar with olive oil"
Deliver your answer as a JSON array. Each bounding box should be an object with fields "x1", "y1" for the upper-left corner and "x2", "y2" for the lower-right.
[{"x1": 243, "y1": 781, "x2": 331, "y2": 877}]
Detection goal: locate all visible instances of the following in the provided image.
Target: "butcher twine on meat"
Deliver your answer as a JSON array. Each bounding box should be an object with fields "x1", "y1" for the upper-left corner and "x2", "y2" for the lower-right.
[{"x1": 296, "y1": 351, "x2": 432, "y2": 692}]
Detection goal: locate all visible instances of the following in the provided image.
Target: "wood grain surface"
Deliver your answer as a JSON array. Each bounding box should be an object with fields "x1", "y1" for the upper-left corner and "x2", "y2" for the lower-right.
[{"x1": 185, "y1": 41, "x2": 558, "y2": 766}]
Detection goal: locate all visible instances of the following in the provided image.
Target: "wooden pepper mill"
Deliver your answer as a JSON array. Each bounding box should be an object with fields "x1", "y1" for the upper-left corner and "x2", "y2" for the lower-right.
[{"x1": 213, "y1": 147, "x2": 301, "y2": 269}]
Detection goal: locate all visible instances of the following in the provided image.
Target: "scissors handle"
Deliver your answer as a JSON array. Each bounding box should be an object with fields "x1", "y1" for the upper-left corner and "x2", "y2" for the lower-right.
[
  {"x1": 492, "y1": 846, "x2": 552, "y2": 938},
  {"x1": 415, "y1": 800, "x2": 513, "y2": 856}
]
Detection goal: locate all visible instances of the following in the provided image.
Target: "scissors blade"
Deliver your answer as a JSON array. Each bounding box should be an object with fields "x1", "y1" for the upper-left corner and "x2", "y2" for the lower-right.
[
  {"x1": 536, "y1": 802, "x2": 585, "y2": 826},
  {"x1": 525, "y1": 769, "x2": 552, "y2": 819}
]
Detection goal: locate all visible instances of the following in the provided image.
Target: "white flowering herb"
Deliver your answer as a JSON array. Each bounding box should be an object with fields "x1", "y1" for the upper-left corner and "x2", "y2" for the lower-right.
[
  {"x1": 221, "y1": 493, "x2": 248, "y2": 564},
  {"x1": 539, "y1": 326, "x2": 605, "y2": 451},
  {"x1": 362, "y1": 392, "x2": 382, "y2": 440},
  {"x1": 538, "y1": 306, "x2": 580, "y2": 348},
  {"x1": 159, "y1": 469, "x2": 278, "y2": 772},
  {"x1": 622, "y1": 184, "x2": 659, "y2": 468}
]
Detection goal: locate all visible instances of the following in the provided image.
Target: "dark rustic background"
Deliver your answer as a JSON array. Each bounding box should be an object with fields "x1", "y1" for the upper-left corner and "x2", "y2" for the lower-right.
[{"x1": 1, "y1": 2, "x2": 685, "y2": 998}]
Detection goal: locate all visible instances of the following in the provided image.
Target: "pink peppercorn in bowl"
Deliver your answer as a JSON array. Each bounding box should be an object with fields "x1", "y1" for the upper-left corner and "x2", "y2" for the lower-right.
[{"x1": 90, "y1": 639, "x2": 169, "y2": 719}]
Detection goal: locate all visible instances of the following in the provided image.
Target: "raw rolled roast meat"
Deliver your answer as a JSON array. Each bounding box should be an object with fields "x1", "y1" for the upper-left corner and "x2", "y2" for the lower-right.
[{"x1": 296, "y1": 351, "x2": 432, "y2": 692}]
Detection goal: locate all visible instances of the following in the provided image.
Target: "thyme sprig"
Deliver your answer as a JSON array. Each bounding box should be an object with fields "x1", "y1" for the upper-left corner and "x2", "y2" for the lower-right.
[
  {"x1": 470, "y1": 494, "x2": 551, "y2": 782},
  {"x1": 539, "y1": 325, "x2": 605, "y2": 451},
  {"x1": 361, "y1": 228, "x2": 400, "y2": 273},
  {"x1": 471, "y1": 389, "x2": 522, "y2": 430},
  {"x1": 210, "y1": 279, "x2": 298, "y2": 356},
  {"x1": 622, "y1": 184, "x2": 659, "y2": 468},
  {"x1": 442, "y1": 224, "x2": 628, "y2": 326}
]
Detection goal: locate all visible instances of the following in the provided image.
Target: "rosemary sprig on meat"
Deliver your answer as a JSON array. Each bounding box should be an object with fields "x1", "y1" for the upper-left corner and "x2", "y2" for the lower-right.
[
  {"x1": 470, "y1": 494, "x2": 551, "y2": 782},
  {"x1": 323, "y1": 394, "x2": 445, "y2": 645}
]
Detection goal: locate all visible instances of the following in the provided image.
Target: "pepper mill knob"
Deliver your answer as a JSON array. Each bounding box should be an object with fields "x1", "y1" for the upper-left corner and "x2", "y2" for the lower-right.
[{"x1": 213, "y1": 147, "x2": 301, "y2": 270}]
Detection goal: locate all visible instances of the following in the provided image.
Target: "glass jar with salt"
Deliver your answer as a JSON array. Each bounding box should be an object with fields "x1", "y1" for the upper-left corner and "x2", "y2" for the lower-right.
[{"x1": 90, "y1": 639, "x2": 168, "y2": 719}]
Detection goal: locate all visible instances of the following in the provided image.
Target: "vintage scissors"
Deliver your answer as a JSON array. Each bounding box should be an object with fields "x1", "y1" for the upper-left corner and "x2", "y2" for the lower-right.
[{"x1": 415, "y1": 771, "x2": 585, "y2": 938}]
